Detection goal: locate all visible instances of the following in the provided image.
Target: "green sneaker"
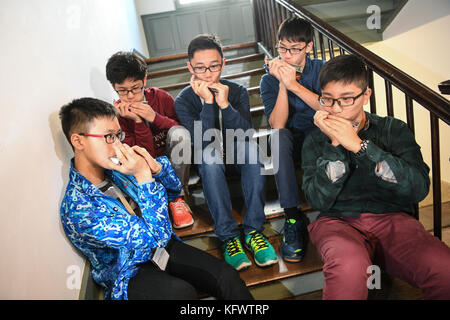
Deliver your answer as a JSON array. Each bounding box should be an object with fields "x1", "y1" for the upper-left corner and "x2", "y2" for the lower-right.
[
  {"x1": 245, "y1": 231, "x2": 278, "y2": 267},
  {"x1": 223, "y1": 236, "x2": 252, "y2": 271}
]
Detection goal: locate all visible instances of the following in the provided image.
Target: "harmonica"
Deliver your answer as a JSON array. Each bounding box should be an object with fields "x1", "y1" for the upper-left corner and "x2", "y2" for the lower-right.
[{"x1": 110, "y1": 157, "x2": 121, "y2": 165}]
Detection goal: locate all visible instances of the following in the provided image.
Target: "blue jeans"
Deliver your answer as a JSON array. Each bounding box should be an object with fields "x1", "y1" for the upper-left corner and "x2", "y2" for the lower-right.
[
  {"x1": 270, "y1": 128, "x2": 305, "y2": 209},
  {"x1": 198, "y1": 140, "x2": 266, "y2": 242}
]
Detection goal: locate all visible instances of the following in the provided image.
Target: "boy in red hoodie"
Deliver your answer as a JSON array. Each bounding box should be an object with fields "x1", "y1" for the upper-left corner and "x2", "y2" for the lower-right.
[{"x1": 106, "y1": 51, "x2": 194, "y2": 229}]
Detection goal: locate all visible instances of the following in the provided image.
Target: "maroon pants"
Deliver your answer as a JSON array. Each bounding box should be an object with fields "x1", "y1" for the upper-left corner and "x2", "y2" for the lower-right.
[{"x1": 308, "y1": 212, "x2": 450, "y2": 300}]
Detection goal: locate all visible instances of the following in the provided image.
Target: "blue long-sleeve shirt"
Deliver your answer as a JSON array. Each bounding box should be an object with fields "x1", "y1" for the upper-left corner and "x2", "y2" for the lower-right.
[
  {"x1": 60, "y1": 156, "x2": 181, "y2": 300},
  {"x1": 260, "y1": 55, "x2": 325, "y2": 134}
]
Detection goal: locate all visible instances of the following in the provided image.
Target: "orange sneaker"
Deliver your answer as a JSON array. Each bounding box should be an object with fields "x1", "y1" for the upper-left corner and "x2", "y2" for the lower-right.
[{"x1": 169, "y1": 197, "x2": 194, "y2": 229}]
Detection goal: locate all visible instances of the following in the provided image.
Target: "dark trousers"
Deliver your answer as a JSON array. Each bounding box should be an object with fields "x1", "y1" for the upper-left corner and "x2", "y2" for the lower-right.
[
  {"x1": 127, "y1": 238, "x2": 254, "y2": 300},
  {"x1": 270, "y1": 128, "x2": 305, "y2": 209}
]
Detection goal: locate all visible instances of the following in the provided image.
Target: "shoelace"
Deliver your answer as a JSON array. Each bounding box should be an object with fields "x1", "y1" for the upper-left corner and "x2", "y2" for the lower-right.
[
  {"x1": 170, "y1": 199, "x2": 189, "y2": 216},
  {"x1": 284, "y1": 219, "x2": 299, "y2": 243},
  {"x1": 226, "y1": 237, "x2": 243, "y2": 257},
  {"x1": 248, "y1": 232, "x2": 269, "y2": 253}
]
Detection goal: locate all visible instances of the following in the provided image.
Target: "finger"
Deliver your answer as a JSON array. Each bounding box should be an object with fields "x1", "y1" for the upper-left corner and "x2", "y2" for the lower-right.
[
  {"x1": 131, "y1": 145, "x2": 151, "y2": 160},
  {"x1": 323, "y1": 119, "x2": 345, "y2": 133},
  {"x1": 119, "y1": 143, "x2": 135, "y2": 161},
  {"x1": 128, "y1": 105, "x2": 142, "y2": 115},
  {"x1": 207, "y1": 82, "x2": 220, "y2": 91},
  {"x1": 112, "y1": 102, "x2": 121, "y2": 114},
  {"x1": 113, "y1": 144, "x2": 127, "y2": 163},
  {"x1": 327, "y1": 115, "x2": 350, "y2": 123},
  {"x1": 132, "y1": 146, "x2": 160, "y2": 172}
]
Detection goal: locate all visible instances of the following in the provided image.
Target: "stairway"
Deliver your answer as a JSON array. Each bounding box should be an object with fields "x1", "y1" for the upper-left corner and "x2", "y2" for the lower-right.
[
  {"x1": 147, "y1": 42, "x2": 325, "y2": 300},
  {"x1": 80, "y1": 41, "x2": 448, "y2": 300},
  {"x1": 145, "y1": 41, "x2": 450, "y2": 300}
]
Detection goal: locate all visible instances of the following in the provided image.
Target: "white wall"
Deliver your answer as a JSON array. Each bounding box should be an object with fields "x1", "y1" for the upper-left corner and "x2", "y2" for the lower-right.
[
  {"x1": 363, "y1": 0, "x2": 450, "y2": 184},
  {"x1": 0, "y1": 0, "x2": 148, "y2": 299}
]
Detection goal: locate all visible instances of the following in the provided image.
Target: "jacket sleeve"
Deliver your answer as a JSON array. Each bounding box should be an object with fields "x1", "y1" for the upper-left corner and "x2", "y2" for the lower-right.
[
  {"x1": 174, "y1": 89, "x2": 200, "y2": 141},
  {"x1": 153, "y1": 156, "x2": 182, "y2": 202},
  {"x1": 356, "y1": 118, "x2": 430, "y2": 203},
  {"x1": 260, "y1": 73, "x2": 279, "y2": 123},
  {"x1": 301, "y1": 134, "x2": 351, "y2": 211},
  {"x1": 150, "y1": 90, "x2": 180, "y2": 131}
]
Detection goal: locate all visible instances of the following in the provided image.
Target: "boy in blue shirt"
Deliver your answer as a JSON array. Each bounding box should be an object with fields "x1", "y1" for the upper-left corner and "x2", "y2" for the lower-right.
[
  {"x1": 59, "y1": 97, "x2": 252, "y2": 299},
  {"x1": 260, "y1": 17, "x2": 325, "y2": 262},
  {"x1": 175, "y1": 34, "x2": 278, "y2": 271}
]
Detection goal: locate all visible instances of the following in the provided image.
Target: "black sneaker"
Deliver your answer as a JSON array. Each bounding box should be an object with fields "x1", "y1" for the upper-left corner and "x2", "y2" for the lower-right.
[{"x1": 280, "y1": 212, "x2": 309, "y2": 262}]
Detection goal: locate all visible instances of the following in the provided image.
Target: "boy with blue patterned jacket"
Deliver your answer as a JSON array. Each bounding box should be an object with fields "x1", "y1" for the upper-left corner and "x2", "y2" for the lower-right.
[{"x1": 59, "y1": 98, "x2": 252, "y2": 300}]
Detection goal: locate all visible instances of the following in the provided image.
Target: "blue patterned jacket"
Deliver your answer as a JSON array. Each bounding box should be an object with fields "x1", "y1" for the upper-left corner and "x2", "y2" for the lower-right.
[{"x1": 60, "y1": 156, "x2": 181, "y2": 300}]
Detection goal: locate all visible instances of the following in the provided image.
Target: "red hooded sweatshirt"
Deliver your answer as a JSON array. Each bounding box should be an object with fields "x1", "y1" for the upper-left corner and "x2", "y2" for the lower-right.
[{"x1": 118, "y1": 87, "x2": 180, "y2": 157}]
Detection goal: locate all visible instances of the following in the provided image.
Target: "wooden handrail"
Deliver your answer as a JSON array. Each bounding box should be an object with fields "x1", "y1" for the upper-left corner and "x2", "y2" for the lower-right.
[{"x1": 275, "y1": 0, "x2": 450, "y2": 125}]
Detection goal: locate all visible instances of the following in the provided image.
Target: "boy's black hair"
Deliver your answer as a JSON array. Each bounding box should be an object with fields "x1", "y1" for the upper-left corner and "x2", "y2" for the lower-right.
[
  {"x1": 277, "y1": 17, "x2": 314, "y2": 44},
  {"x1": 106, "y1": 51, "x2": 147, "y2": 85},
  {"x1": 59, "y1": 98, "x2": 117, "y2": 147},
  {"x1": 319, "y1": 54, "x2": 369, "y2": 90},
  {"x1": 188, "y1": 34, "x2": 223, "y2": 61}
]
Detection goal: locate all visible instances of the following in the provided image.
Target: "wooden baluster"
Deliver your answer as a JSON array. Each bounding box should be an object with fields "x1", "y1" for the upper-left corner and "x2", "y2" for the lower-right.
[
  {"x1": 312, "y1": 30, "x2": 318, "y2": 58},
  {"x1": 253, "y1": 0, "x2": 262, "y2": 43},
  {"x1": 405, "y1": 95, "x2": 419, "y2": 220},
  {"x1": 385, "y1": 79, "x2": 394, "y2": 117},
  {"x1": 274, "y1": 1, "x2": 282, "y2": 28},
  {"x1": 281, "y1": 4, "x2": 287, "y2": 21},
  {"x1": 368, "y1": 69, "x2": 376, "y2": 114},
  {"x1": 328, "y1": 38, "x2": 334, "y2": 59},
  {"x1": 430, "y1": 113, "x2": 442, "y2": 240},
  {"x1": 260, "y1": 0, "x2": 269, "y2": 51},
  {"x1": 405, "y1": 95, "x2": 415, "y2": 135},
  {"x1": 318, "y1": 33, "x2": 325, "y2": 60},
  {"x1": 268, "y1": 0, "x2": 277, "y2": 56}
]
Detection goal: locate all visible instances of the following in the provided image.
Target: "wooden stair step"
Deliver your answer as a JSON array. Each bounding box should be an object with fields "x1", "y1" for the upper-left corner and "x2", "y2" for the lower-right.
[
  {"x1": 146, "y1": 42, "x2": 258, "y2": 64},
  {"x1": 148, "y1": 53, "x2": 265, "y2": 78},
  {"x1": 159, "y1": 69, "x2": 265, "y2": 92},
  {"x1": 250, "y1": 105, "x2": 265, "y2": 115},
  {"x1": 206, "y1": 235, "x2": 323, "y2": 287},
  {"x1": 248, "y1": 86, "x2": 260, "y2": 95},
  {"x1": 174, "y1": 198, "x2": 315, "y2": 240}
]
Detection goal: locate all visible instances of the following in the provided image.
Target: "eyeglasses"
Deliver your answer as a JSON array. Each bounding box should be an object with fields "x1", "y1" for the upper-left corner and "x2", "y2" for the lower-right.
[
  {"x1": 276, "y1": 45, "x2": 307, "y2": 55},
  {"x1": 318, "y1": 88, "x2": 367, "y2": 108},
  {"x1": 115, "y1": 86, "x2": 144, "y2": 96},
  {"x1": 79, "y1": 131, "x2": 125, "y2": 144},
  {"x1": 189, "y1": 62, "x2": 223, "y2": 74}
]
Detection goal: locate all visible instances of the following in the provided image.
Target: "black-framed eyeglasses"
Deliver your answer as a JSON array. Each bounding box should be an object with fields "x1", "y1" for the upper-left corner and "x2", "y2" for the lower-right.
[
  {"x1": 318, "y1": 88, "x2": 367, "y2": 108},
  {"x1": 189, "y1": 62, "x2": 223, "y2": 74},
  {"x1": 79, "y1": 131, "x2": 125, "y2": 144},
  {"x1": 276, "y1": 45, "x2": 307, "y2": 55},
  {"x1": 115, "y1": 86, "x2": 144, "y2": 96}
]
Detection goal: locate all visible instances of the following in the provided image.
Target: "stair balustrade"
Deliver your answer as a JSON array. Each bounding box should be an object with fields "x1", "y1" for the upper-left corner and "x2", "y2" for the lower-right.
[{"x1": 252, "y1": 0, "x2": 450, "y2": 240}]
